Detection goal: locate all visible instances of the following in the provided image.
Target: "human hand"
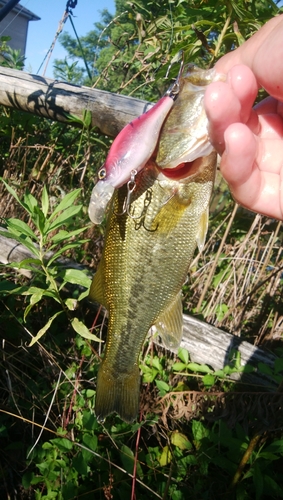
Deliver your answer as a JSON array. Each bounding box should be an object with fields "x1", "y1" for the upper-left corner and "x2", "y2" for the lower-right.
[{"x1": 204, "y1": 15, "x2": 283, "y2": 219}]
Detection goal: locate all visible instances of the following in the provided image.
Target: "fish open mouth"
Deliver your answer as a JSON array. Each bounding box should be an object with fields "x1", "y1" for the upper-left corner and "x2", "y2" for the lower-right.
[{"x1": 160, "y1": 158, "x2": 202, "y2": 180}]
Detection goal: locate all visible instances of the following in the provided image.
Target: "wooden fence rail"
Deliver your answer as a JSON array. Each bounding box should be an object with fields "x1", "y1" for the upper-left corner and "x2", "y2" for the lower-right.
[
  {"x1": 0, "y1": 232, "x2": 278, "y2": 390},
  {"x1": 0, "y1": 66, "x2": 152, "y2": 137}
]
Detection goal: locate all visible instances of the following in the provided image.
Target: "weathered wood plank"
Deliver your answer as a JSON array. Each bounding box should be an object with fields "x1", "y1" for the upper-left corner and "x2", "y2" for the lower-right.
[
  {"x1": 180, "y1": 315, "x2": 278, "y2": 389},
  {"x1": 0, "y1": 66, "x2": 152, "y2": 137},
  {"x1": 0, "y1": 232, "x2": 278, "y2": 389}
]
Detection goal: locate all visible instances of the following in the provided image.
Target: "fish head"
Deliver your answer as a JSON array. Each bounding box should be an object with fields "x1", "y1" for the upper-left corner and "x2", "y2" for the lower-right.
[{"x1": 156, "y1": 65, "x2": 225, "y2": 170}]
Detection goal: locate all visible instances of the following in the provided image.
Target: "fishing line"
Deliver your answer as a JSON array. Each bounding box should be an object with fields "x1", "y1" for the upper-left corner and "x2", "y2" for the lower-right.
[
  {"x1": 38, "y1": 8, "x2": 69, "y2": 76},
  {"x1": 67, "y1": 10, "x2": 92, "y2": 80}
]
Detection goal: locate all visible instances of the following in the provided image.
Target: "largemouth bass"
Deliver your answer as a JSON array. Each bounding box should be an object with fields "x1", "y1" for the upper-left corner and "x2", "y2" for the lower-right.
[
  {"x1": 90, "y1": 154, "x2": 216, "y2": 422},
  {"x1": 89, "y1": 65, "x2": 220, "y2": 422}
]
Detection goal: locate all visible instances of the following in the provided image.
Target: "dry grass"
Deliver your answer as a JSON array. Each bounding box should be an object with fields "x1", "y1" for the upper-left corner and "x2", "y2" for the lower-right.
[
  {"x1": 185, "y1": 174, "x2": 283, "y2": 346},
  {"x1": 1, "y1": 109, "x2": 283, "y2": 499}
]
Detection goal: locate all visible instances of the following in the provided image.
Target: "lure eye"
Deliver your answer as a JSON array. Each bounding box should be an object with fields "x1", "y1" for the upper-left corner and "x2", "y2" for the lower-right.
[{"x1": 98, "y1": 167, "x2": 107, "y2": 180}]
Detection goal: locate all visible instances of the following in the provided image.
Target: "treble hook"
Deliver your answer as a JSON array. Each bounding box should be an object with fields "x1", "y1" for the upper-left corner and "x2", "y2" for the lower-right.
[
  {"x1": 114, "y1": 169, "x2": 144, "y2": 219},
  {"x1": 165, "y1": 50, "x2": 184, "y2": 98}
]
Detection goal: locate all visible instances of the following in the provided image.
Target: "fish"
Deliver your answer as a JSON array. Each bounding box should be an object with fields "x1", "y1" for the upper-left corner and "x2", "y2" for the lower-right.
[
  {"x1": 89, "y1": 65, "x2": 220, "y2": 422},
  {"x1": 89, "y1": 154, "x2": 216, "y2": 422},
  {"x1": 88, "y1": 86, "x2": 179, "y2": 225}
]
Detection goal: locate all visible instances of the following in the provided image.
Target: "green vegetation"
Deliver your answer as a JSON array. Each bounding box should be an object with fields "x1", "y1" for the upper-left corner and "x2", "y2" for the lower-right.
[{"x1": 1, "y1": 1, "x2": 283, "y2": 498}]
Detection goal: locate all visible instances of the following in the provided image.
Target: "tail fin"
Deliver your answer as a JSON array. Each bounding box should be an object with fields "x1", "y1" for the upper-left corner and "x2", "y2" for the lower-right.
[{"x1": 95, "y1": 363, "x2": 140, "y2": 423}]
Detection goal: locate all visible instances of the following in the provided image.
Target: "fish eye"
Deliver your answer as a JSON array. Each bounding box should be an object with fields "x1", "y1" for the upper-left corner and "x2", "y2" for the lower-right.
[{"x1": 98, "y1": 167, "x2": 107, "y2": 180}]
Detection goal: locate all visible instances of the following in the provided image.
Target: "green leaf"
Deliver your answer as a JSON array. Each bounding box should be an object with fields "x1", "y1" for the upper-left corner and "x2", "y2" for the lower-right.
[
  {"x1": 192, "y1": 420, "x2": 208, "y2": 442},
  {"x1": 202, "y1": 374, "x2": 215, "y2": 387},
  {"x1": 59, "y1": 269, "x2": 91, "y2": 289},
  {"x1": 6, "y1": 218, "x2": 37, "y2": 240},
  {"x1": 41, "y1": 186, "x2": 49, "y2": 217},
  {"x1": 65, "y1": 298, "x2": 77, "y2": 311},
  {"x1": 264, "y1": 440, "x2": 283, "y2": 454},
  {"x1": 159, "y1": 445, "x2": 172, "y2": 466},
  {"x1": 50, "y1": 438, "x2": 73, "y2": 452},
  {"x1": 170, "y1": 431, "x2": 193, "y2": 450},
  {"x1": 82, "y1": 433, "x2": 97, "y2": 452},
  {"x1": 141, "y1": 366, "x2": 158, "y2": 383},
  {"x1": 263, "y1": 475, "x2": 283, "y2": 497},
  {"x1": 3, "y1": 258, "x2": 42, "y2": 271},
  {"x1": 258, "y1": 363, "x2": 273, "y2": 376},
  {"x1": 155, "y1": 380, "x2": 170, "y2": 393},
  {"x1": 24, "y1": 289, "x2": 44, "y2": 321},
  {"x1": 64, "y1": 112, "x2": 85, "y2": 126},
  {"x1": 71, "y1": 318, "x2": 102, "y2": 342},
  {"x1": 151, "y1": 356, "x2": 163, "y2": 371},
  {"x1": 29, "y1": 475, "x2": 45, "y2": 485},
  {"x1": 120, "y1": 444, "x2": 135, "y2": 475},
  {"x1": 78, "y1": 289, "x2": 90, "y2": 301},
  {"x1": 47, "y1": 241, "x2": 88, "y2": 266},
  {"x1": 22, "y1": 472, "x2": 38, "y2": 489},
  {"x1": 187, "y1": 362, "x2": 211, "y2": 374},
  {"x1": 49, "y1": 226, "x2": 89, "y2": 245},
  {"x1": 29, "y1": 311, "x2": 63, "y2": 346},
  {"x1": 49, "y1": 189, "x2": 81, "y2": 220},
  {"x1": 82, "y1": 109, "x2": 92, "y2": 128},
  {"x1": 178, "y1": 347, "x2": 189, "y2": 365},
  {"x1": 0, "y1": 230, "x2": 40, "y2": 257},
  {"x1": 47, "y1": 205, "x2": 82, "y2": 232},
  {"x1": 172, "y1": 362, "x2": 187, "y2": 372},
  {"x1": 259, "y1": 452, "x2": 280, "y2": 461},
  {"x1": 253, "y1": 461, "x2": 263, "y2": 500},
  {"x1": 84, "y1": 389, "x2": 95, "y2": 398},
  {"x1": 47, "y1": 240, "x2": 87, "y2": 266},
  {"x1": 23, "y1": 191, "x2": 38, "y2": 214},
  {"x1": 72, "y1": 453, "x2": 88, "y2": 476}
]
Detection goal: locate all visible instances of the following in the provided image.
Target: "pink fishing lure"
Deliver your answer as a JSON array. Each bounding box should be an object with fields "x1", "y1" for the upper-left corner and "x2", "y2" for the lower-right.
[{"x1": 88, "y1": 93, "x2": 176, "y2": 224}]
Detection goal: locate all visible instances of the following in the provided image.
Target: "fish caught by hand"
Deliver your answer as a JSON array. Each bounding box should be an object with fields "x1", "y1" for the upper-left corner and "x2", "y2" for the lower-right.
[{"x1": 89, "y1": 65, "x2": 221, "y2": 422}]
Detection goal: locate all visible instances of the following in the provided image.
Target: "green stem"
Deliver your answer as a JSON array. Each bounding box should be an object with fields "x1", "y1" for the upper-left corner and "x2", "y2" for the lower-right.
[{"x1": 211, "y1": 6, "x2": 232, "y2": 63}]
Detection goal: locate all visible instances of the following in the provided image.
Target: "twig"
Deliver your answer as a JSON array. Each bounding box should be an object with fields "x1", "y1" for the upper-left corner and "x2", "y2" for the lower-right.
[
  {"x1": 131, "y1": 421, "x2": 142, "y2": 500},
  {"x1": 196, "y1": 202, "x2": 238, "y2": 312},
  {"x1": 27, "y1": 370, "x2": 62, "y2": 458},
  {"x1": 230, "y1": 433, "x2": 263, "y2": 488}
]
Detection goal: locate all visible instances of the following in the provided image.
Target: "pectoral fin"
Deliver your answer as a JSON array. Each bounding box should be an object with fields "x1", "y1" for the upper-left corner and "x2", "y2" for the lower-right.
[
  {"x1": 196, "y1": 207, "x2": 209, "y2": 252},
  {"x1": 154, "y1": 293, "x2": 183, "y2": 352}
]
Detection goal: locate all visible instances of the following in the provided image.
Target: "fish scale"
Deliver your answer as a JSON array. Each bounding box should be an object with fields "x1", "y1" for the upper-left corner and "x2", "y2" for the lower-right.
[{"x1": 90, "y1": 154, "x2": 216, "y2": 422}]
